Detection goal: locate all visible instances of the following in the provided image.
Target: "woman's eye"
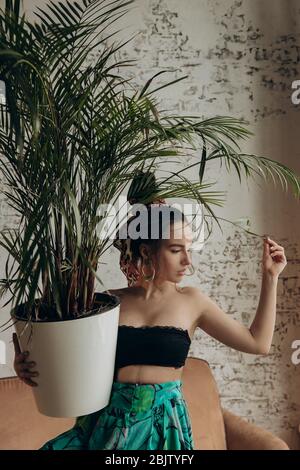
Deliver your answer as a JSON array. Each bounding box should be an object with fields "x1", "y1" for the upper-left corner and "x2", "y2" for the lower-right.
[{"x1": 171, "y1": 250, "x2": 181, "y2": 253}]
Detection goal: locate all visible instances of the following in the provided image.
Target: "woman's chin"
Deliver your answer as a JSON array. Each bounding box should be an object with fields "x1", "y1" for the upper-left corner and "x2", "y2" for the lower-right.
[{"x1": 173, "y1": 273, "x2": 185, "y2": 281}]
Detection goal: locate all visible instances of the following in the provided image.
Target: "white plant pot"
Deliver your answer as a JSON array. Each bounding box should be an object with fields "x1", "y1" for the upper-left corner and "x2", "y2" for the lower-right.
[{"x1": 11, "y1": 293, "x2": 120, "y2": 418}]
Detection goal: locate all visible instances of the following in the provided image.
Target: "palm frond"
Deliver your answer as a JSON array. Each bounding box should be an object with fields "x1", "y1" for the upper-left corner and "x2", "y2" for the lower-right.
[{"x1": 0, "y1": 0, "x2": 299, "y2": 323}]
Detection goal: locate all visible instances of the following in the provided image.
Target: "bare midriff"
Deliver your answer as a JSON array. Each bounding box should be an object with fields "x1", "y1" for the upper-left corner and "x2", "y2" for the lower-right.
[{"x1": 115, "y1": 364, "x2": 184, "y2": 384}]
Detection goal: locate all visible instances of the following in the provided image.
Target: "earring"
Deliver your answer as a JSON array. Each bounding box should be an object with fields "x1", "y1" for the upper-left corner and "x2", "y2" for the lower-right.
[
  {"x1": 185, "y1": 263, "x2": 195, "y2": 276},
  {"x1": 141, "y1": 258, "x2": 156, "y2": 282}
]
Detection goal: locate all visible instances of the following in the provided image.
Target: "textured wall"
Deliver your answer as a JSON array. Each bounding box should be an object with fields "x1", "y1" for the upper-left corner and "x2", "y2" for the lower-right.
[{"x1": 0, "y1": 0, "x2": 300, "y2": 449}]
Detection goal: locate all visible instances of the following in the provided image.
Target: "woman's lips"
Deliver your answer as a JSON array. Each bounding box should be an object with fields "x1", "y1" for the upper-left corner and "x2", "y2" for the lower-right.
[{"x1": 177, "y1": 271, "x2": 186, "y2": 275}]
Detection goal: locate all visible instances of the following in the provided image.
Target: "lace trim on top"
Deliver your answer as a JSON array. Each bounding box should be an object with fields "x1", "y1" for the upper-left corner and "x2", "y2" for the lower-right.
[{"x1": 118, "y1": 324, "x2": 191, "y2": 343}]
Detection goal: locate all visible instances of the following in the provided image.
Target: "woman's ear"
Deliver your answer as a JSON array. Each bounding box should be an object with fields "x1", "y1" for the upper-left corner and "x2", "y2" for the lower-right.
[{"x1": 139, "y1": 243, "x2": 150, "y2": 260}]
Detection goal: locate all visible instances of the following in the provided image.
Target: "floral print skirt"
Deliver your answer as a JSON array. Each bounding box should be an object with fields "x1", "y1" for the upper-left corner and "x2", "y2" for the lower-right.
[{"x1": 39, "y1": 379, "x2": 194, "y2": 450}]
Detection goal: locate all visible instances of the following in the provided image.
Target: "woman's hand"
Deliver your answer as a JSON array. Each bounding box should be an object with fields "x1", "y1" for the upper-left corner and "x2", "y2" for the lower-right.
[
  {"x1": 262, "y1": 236, "x2": 287, "y2": 278},
  {"x1": 13, "y1": 333, "x2": 39, "y2": 387}
]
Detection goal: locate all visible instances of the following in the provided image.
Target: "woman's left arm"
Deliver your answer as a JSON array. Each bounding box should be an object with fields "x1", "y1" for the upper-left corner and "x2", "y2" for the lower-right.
[
  {"x1": 248, "y1": 236, "x2": 287, "y2": 353},
  {"x1": 194, "y1": 236, "x2": 287, "y2": 355}
]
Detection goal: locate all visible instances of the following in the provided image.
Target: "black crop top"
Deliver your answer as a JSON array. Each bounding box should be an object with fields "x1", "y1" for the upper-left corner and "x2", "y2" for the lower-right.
[{"x1": 114, "y1": 325, "x2": 191, "y2": 371}]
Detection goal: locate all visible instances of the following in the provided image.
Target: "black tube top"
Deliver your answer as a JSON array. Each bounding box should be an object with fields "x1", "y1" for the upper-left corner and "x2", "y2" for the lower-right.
[{"x1": 114, "y1": 325, "x2": 192, "y2": 371}]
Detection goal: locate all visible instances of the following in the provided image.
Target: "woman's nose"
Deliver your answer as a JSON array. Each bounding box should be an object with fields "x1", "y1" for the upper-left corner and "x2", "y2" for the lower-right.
[{"x1": 182, "y1": 252, "x2": 191, "y2": 265}]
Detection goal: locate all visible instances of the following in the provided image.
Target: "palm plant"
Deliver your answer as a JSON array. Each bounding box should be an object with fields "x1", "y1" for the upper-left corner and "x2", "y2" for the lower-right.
[{"x1": 0, "y1": 0, "x2": 299, "y2": 325}]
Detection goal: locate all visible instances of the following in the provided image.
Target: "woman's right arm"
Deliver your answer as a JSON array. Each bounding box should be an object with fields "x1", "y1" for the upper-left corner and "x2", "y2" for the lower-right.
[{"x1": 13, "y1": 333, "x2": 39, "y2": 387}]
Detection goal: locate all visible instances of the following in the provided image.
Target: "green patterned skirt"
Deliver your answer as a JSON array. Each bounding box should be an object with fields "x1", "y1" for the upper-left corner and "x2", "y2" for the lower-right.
[{"x1": 39, "y1": 379, "x2": 194, "y2": 450}]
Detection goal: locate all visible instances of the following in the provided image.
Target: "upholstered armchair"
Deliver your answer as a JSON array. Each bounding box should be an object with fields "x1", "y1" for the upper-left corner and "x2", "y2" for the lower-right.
[
  {"x1": 0, "y1": 356, "x2": 289, "y2": 450},
  {"x1": 182, "y1": 357, "x2": 289, "y2": 450}
]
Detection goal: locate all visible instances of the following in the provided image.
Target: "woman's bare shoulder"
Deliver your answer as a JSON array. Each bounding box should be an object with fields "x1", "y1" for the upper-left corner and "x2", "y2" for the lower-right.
[
  {"x1": 102, "y1": 287, "x2": 130, "y2": 297},
  {"x1": 181, "y1": 285, "x2": 206, "y2": 297},
  {"x1": 181, "y1": 286, "x2": 209, "y2": 314}
]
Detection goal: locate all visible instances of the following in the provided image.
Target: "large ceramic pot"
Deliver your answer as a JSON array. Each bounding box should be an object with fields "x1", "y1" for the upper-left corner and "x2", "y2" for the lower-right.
[{"x1": 11, "y1": 292, "x2": 120, "y2": 418}]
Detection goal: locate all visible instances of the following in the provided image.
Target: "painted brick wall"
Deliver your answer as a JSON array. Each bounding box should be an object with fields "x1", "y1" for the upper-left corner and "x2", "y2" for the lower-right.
[{"x1": 0, "y1": 0, "x2": 299, "y2": 449}]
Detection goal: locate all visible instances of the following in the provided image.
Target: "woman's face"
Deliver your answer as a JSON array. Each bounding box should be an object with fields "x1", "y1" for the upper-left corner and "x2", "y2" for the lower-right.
[{"x1": 151, "y1": 221, "x2": 194, "y2": 283}]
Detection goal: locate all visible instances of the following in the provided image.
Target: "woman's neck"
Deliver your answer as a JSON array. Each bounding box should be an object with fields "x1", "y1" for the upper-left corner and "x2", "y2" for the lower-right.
[{"x1": 131, "y1": 279, "x2": 175, "y2": 301}]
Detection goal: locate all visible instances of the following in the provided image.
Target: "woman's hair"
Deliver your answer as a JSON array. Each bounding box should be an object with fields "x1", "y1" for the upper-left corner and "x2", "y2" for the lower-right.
[
  {"x1": 113, "y1": 170, "x2": 191, "y2": 286},
  {"x1": 122, "y1": 169, "x2": 189, "y2": 262},
  {"x1": 128, "y1": 204, "x2": 187, "y2": 262}
]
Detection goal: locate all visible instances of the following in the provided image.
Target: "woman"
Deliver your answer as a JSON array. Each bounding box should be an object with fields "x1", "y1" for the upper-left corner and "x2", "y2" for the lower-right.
[{"x1": 13, "y1": 197, "x2": 287, "y2": 450}]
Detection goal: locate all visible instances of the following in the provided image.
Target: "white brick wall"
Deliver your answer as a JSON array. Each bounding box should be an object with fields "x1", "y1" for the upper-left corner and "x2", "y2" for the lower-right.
[{"x1": 0, "y1": 0, "x2": 299, "y2": 449}]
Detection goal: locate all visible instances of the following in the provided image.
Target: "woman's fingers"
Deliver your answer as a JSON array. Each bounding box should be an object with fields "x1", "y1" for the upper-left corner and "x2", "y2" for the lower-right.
[
  {"x1": 18, "y1": 367, "x2": 39, "y2": 387},
  {"x1": 22, "y1": 378, "x2": 38, "y2": 387},
  {"x1": 265, "y1": 237, "x2": 285, "y2": 253},
  {"x1": 15, "y1": 351, "x2": 29, "y2": 364},
  {"x1": 12, "y1": 333, "x2": 21, "y2": 355},
  {"x1": 270, "y1": 251, "x2": 284, "y2": 258},
  {"x1": 19, "y1": 370, "x2": 39, "y2": 379},
  {"x1": 266, "y1": 237, "x2": 284, "y2": 249},
  {"x1": 12, "y1": 335, "x2": 39, "y2": 387},
  {"x1": 12, "y1": 333, "x2": 31, "y2": 365},
  {"x1": 25, "y1": 361, "x2": 36, "y2": 368},
  {"x1": 19, "y1": 361, "x2": 37, "y2": 371}
]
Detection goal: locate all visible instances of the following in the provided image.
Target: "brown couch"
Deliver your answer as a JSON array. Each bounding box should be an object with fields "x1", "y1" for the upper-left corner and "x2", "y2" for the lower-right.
[{"x1": 0, "y1": 356, "x2": 289, "y2": 450}]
